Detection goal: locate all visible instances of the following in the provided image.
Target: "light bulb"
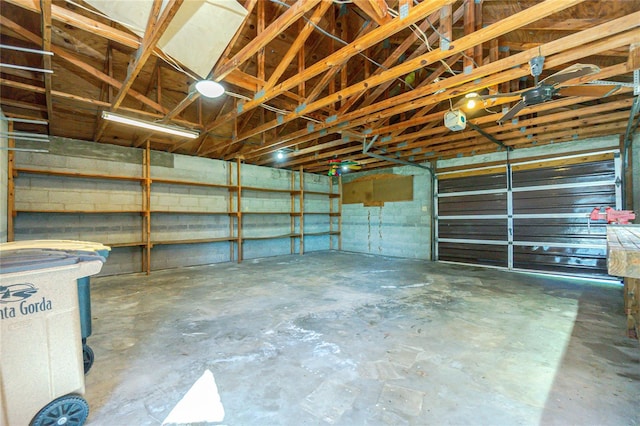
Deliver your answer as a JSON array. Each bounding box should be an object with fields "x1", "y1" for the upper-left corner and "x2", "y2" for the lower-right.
[
  {"x1": 467, "y1": 99, "x2": 476, "y2": 109},
  {"x1": 195, "y1": 80, "x2": 225, "y2": 98}
]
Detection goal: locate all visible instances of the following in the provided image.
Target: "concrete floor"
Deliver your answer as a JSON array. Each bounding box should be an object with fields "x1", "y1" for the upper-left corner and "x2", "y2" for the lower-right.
[{"x1": 84, "y1": 251, "x2": 639, "y2": 425}]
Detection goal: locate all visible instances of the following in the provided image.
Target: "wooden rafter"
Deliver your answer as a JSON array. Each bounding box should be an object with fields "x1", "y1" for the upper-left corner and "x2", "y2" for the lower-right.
[
  {"x1": 242, "y1": 13, "x2": 637, "y2": 165},
  {"x1": 2, "y1": 0, "x2": 639, "y2": 173},
  {"x1": 0, "y1": 15, "x2": 168, "y2": 114},
  {"x1": 233, "y1": 0, "x2": 588, "y2": 150},
  {"x1": 213, "y1": 0, "x2": 322, "y2": 81},
  {"x1": 95, "y1": 0, "x2": 183, "y2": 141},
  {"x1": 353, "y1": 0, "x2": 391, "y2": 26},
  {"x1": 264, "y1": 1, "x2": 333, "y2": 91},
  {"x1": 39, "y1": 0, "x2": 53, "y2": 129},
  {"x1": 202, "y1": 0, "x2": 457, "y2": 140}
]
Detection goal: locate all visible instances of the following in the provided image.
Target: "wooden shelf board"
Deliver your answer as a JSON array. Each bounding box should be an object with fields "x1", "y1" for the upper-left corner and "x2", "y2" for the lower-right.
[
  {"x1": 151, "y1": 210, "x2": 236, "y2": 215},
  {"x1": 15, "y1": 167, "x2": 143, "y2": 182},
  {"x1": 304, "y1": 231, "x2": 341, "y2": 236},
  {"x1": 151, "y1": 177, "x2": 235, "y2": 189},
  {"x1": 152, "y1": 237, "x2": 238, "y2": 245},
  {"x1": 242, "y1": 233, "x2": 301, "y2": 240},
  {"x1": 242, "y1": 186, "x2": 298, "y2": 194},
  {"x1": 108, "y1": 242, "x2": 147, "y2": 247},
  {"x1": 305, "y1": 190, "x2": 335, "y2": 196},
  {"x1": 241, "y1": 211, "x2": 299, "y2": 215},
  {"x1": 16, "y1": 209, "x2": 144, "y2": 214}
]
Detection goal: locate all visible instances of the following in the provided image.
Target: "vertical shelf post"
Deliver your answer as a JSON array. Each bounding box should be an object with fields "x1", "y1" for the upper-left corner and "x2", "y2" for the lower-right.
[
  {"x1": 299, "y1": 166, "x2": 304, "y2": 255},
  {"x1": 143, "y1": 143, "x2": 152, "y2": 274},
  {"x1": 338, "y1": 175, "x2": 343, "y2": 250},
  {"x1": 7, "y1": 122, "x2": 15, "y2": 242},
  {"x1": 228, "y1": 163, "x2": 235, "y2": 262},
  {"x1": 237, "y1": 158, "x2": 243, "y2": 262},
  {"x1": 290, "y1": 168, "x2": 298, "y2": 255}
]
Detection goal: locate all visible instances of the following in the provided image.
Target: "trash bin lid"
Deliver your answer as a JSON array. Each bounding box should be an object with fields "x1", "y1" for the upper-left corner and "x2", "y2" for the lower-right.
[
  {"x1": 0, "y1": 249, "x2": 104, "y2": 275},
  {"x1": 0, "y1": 240, "x2": 110, "y2": 254}
]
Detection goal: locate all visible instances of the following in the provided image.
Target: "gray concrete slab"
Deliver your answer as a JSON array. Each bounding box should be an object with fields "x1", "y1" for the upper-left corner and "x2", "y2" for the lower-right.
[{"x1": 83, "y1": 251, "x2": 639, "y2": 425}]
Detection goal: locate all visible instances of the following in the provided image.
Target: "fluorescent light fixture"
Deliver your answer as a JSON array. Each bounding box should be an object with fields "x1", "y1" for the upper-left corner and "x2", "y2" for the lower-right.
[
  {"x1": 195, "y1": 80, "x2": 225, "y2": 98},
  {"x1": 101, "y1": 111, "x2": 199, "y2": 139}
]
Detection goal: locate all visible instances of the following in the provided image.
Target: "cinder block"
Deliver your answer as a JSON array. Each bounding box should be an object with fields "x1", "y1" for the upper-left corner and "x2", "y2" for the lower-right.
[{"x1": 108, "y1": 192, "x2": 140, "y2": 206}]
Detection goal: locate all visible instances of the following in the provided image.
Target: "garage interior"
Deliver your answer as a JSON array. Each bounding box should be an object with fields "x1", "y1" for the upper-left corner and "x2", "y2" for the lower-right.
[{"x1": 1, "y1": 0, "x2": 639, "y2": 425}]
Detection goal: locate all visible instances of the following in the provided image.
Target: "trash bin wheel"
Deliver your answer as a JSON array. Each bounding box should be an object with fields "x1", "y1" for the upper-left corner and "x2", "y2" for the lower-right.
[
  {"x1": 31, "y1": 395, "x2": 89, "y2": 426},
  {"x1": 83, "y1": 343, "x2": 94, "y2": 374}
]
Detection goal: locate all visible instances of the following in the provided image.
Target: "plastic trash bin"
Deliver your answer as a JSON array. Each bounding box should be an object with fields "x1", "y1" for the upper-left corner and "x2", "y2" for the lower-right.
[
  {"x1": 0, "y1": 248, "x2": 106, "y2": 426},
  {"x1": 0, "y1": 240, "x2": 110, "y2": 373}
]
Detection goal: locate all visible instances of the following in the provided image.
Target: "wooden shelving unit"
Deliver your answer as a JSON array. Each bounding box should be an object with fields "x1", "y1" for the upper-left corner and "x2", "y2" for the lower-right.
[{"x1": 8, "y1": 149, "x2": 341, "y2": 273}]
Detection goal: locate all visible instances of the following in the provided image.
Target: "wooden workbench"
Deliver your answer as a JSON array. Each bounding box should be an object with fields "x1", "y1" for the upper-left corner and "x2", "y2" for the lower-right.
[{"x1": 606, "y1": 225, "x2": 640, "y2": 340}]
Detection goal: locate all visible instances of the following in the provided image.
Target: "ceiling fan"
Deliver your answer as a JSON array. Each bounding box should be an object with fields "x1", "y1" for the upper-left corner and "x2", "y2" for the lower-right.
[
  {"x1": 328, "y1": 159, "x2": 362, "y2": 176},
  {"x1": 463, "y1": 58, "x2": 622, "y2": 124}
]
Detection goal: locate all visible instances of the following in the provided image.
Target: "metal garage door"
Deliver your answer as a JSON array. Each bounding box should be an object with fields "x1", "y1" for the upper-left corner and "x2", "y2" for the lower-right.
[{"x1": 435, "y1": 151, "x2": 622, "y2": 278}]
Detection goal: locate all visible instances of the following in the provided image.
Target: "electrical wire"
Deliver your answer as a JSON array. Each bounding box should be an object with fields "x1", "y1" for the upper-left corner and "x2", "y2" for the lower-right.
[
  {"x1": 387, "y1": 9, "x2": 456, "y2": 77},
  {"x1": 270, "y1": 0, "x2": 413, "y2": 90},
  {"x1": 425, "y1": 16, "x2": 479, "y2": 70},
  {"x1": 63, "y1": 0, "x2": 323, "y2": 123}
]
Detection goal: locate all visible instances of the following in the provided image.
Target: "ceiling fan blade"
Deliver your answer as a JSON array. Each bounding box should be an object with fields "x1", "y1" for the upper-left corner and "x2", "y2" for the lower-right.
[
  {"x1": 454, "y1": 92, "x2": 523, "y2": 109},
  {"x1": 477, "y1": 91, "x2": 526, "y2": 100},
  {"x1": 498, "y1": 101, "x2": 526, "y2": 124},
  {"x1": 558, "y1": 84, "x2": 621, "y2": 98},
  {"x1": 541, "y1": 63, "x2": 600, "y2": 86}
]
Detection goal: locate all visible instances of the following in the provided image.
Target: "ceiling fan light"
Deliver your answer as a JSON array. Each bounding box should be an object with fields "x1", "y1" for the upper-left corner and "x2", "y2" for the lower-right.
[{"x1": 195, "y1": 80, "x2": 225, "y2": 98}]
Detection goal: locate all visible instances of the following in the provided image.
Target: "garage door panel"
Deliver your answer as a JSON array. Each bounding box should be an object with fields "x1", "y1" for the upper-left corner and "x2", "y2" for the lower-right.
[
  {"x1": 513, "y1": 245, "x2": 607, "y2": 277},
  {"x1": 438, "y1": 243, "x2": 508, "y2": 267},
  {"x1": 511, "y1": 161, "x2": 615, "y2": 187},
  {"x1": 439, "y1": 173, "x2": 506, "y2": 193},
  {"x1": 513, "y1": 187, "x2": 616, "y2": 214},
  {"x1": 439, "y1": 219, "x2": 506, "y2": 240},
  {"x1": 514, "y1": 218, "x2": 606, "y2": 245},
  {"x1": 439, "y1": 193, "x2": 507, "y2": 215},
  {"x1": 436, "y1": 154, "x2": 619, "y2": 278}
]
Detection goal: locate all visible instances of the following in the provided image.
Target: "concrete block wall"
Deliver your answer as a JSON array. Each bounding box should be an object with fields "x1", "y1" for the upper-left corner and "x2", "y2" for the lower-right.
[
  {"x1": 10, "y1": 137, "x2": 335, "y2": 274},
  {"x1": 303, "y1": 174, "x2": 340, "y2": 251},
  {"x1": 13, "y1": 212, "x2": 142, "y2": 244},
  {"x1": 341, "y1": 165, "x2": 433, "y2": 260},
  {"x1": 242, "y1": 237, "x2": 294, "y2": 260},
  {"x1": 151, "y1": 242, "x2": 231, "y2": 270},
  {"x1": 12, "y1": 138, "x2": 146, "y2": 274},
  {"x1": 14, "y1": 174, "x2": 143, "y2": 212},
  {"x1": 242, "y1": 213, "x2": 292, "y2": 239},
  {"x1": 151, "y1": 213, "x2": 230, "y2": 241}
]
